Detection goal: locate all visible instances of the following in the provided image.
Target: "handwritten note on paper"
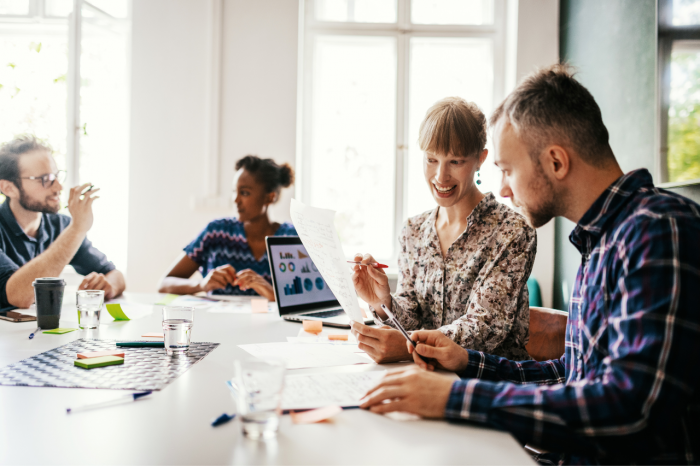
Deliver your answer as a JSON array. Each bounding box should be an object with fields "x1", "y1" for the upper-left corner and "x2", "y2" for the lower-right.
[
  {"x1": 282, "y1": 370, "x2": 386, "y2": 410},
  {"x1": 290, "y1": 199, "x2": 364, "y2": 324}
]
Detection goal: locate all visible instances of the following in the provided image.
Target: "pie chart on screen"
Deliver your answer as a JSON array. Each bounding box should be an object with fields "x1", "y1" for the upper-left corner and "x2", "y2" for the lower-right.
[
  {"x1": 315, "y1": 278, "x2": 324, "y2": 290},
  {"x1": 304, "y1": 278, "x2": 313, "y2": 292}
]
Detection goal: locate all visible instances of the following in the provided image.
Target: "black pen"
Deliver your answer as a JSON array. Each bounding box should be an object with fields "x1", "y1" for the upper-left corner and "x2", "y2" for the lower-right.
[
  {"x1": 380, "y1": 304, "x2": 427, "y2": 364},
  {"x1": 116, "y1": 341, "x2": 164, "y2": 348}
]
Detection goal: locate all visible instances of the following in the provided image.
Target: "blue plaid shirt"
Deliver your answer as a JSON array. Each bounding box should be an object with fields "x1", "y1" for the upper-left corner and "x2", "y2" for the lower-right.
[{"x1": 445, "y1": 170, "x2": 700, "y2": 465}]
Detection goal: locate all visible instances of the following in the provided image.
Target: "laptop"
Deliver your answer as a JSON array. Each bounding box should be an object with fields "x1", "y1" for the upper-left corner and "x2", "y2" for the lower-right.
[{"x1": 265, "y1": 236, "x2": 374, "y2": 328}]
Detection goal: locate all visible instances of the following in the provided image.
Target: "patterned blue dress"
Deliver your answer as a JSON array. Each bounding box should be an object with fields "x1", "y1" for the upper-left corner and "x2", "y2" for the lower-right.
[{"x1": 184, "y1": 218, "x2": 297, "y2": 296}]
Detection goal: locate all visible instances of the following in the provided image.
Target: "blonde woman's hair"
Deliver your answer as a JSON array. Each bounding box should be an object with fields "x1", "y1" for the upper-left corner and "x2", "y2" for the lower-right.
[{"x1": 418, "y1": 97, "x2": 487, "y2": 158}]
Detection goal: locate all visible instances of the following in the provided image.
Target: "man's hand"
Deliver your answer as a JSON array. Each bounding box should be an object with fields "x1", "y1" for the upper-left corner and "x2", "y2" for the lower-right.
[
  {"x1": 351, "y1": 253, "x2": 391, "y2": 313},
  {"x1": 409, "y1": 330, "x2": 470, "y2": 372},
  {"x1": 68, "y1": 183, "x2": 99, "y2": 233},
  {"x1": 79, "y1": 272, "x2": 117, "y2": 300},
  {"x1": 235, "y1": 269, "x2": 275, "y2": 301},
  {"x1": 351, "y1": 321, "x2": 411, "y2": 363},
  {"x1": 200, "y1": 264, "x2": 236, "y2": 292},
  {"x1": 360, "y1": 366, "x2": 453, "y2": 418}
]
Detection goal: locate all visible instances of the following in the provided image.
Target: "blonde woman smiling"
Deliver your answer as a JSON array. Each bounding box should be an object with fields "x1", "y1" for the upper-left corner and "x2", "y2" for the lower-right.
[{"x1": 351, "y1": 97, "x2": 536, "y2": 362}]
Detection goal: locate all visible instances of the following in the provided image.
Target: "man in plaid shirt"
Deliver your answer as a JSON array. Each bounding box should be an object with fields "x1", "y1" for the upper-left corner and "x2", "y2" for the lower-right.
[{"x1": 359, "y1": 64, "x2": 700, "y2": 464}]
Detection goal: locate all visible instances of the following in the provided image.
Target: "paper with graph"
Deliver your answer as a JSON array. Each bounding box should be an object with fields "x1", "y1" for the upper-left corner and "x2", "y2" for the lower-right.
[{"x1": 290, "y1": 199, "x2": 365, "y2": 324}]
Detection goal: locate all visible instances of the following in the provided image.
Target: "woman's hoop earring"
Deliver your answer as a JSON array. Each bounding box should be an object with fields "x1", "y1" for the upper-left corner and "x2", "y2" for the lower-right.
[{"x1": 476, "y1": 169, "x2": 482, "y2": 185}]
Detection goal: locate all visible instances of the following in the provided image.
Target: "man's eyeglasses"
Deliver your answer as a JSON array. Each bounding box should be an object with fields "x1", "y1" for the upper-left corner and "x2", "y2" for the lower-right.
[{"x1": 20, "y1": 170, "x2": 66, "y2": 188}]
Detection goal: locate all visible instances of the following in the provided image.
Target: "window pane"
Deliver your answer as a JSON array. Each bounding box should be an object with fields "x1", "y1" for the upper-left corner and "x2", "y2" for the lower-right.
[
  {"x1": 315, "y1": 0, "x2": 396, "y2": 23},
  {"x1": 406, "y1": 37, "x2": 496, "y2": 218},
  {"x1": 667, "y1": 41, "x2": 700, "y2": 183},
  {"x1": 78, "y1": 8, "x2": 130, "y2": 269},
  {"x1": 0, "y1": 0, "x2": 29, "y2": 16},
  {"x1": 45, "y1": 0, "x2": 73, "y2": 17},
  {"x1": 308, "y1": 35, "x2": 397, "y2": 260},
  {"x1": 85, "y1": 0, "x2": 129, "y2": 19},
  {"x1": 0, "y1": 27, "x2": 69, "y2": 175},
  {"x1": 411, "y1": 0, "x2": 494, "y2": 25},
  {"x1": 672, "y1": 0, "x2": 700, "y2": 26}
]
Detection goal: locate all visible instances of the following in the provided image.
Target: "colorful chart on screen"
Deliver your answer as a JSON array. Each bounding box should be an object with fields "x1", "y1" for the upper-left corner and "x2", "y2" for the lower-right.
[{"x1": 269, "y1": 244, "x2": 337, "y2": 307}]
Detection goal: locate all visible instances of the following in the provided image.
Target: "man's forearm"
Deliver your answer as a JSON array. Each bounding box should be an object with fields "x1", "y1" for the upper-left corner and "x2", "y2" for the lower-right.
[
  {"x1": 5, "y1": 224, "x2": 86, "y2": 307},
  {"x1": 105, "y1": 269, "x2": 126, "y2": 297}
]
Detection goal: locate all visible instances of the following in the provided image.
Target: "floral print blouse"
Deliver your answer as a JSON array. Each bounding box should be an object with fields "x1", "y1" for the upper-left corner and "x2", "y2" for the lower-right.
[{"x1": 375, "y1": 193, "x2": 537, "y2": 360}]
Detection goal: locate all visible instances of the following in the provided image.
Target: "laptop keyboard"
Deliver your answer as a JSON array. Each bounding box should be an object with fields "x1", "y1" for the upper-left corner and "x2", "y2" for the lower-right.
[{"x1": 298, "y1": 309, "x2": 345, "y2": 319}]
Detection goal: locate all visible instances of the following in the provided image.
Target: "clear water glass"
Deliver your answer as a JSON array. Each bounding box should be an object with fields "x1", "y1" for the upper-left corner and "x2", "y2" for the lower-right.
[
  {"x1": 76, "y1": 290, "x2": 104, "y2": 329},
  {"x1": 162, "y1": 306, "x2": 194, "y2": 356},
  {"x1": 234, "y1": 359, "x2": 286, "y2": 439}
]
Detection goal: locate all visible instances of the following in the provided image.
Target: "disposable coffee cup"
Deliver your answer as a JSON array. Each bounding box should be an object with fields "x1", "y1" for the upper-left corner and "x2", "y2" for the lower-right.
[{"x1": 32, "y1": 277, "x2": 66, "y2": 330}]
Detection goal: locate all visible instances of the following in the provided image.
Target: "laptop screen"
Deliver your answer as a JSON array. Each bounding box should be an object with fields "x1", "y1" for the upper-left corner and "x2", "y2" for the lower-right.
[{"x1": 267, "y1": 239, "x2": 338, "y2": 312}]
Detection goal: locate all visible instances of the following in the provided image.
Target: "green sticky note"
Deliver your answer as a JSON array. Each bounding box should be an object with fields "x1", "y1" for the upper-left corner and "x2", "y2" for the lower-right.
[
  {"x1": 74, "y1": 355, "x2": 124, "y2": 369},
  {"x1": 155, "y1": 294, "x2": 178, "y2": 305},
  {"x1": 106, "y1": 303, "x2": 130, "y2": 321},
  {"x1": 43, "y1": 328, "x2": 77, "y2": 334}
]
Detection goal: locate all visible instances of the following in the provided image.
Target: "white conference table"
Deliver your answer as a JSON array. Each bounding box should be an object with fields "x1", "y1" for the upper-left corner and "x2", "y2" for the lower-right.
[{"x1": 0, "y1": 291, "x2": 533, "y2": 465}]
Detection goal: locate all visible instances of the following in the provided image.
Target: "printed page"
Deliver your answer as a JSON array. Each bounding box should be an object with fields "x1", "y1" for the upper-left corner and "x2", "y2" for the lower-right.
[
  {"x1": 238, "y1": 342, "x2": 371, "y2": 369},
  {"x1": 282, "y1": 370, "x2": 386, "y2": 410},
  {"x1": 290, "y1": 199, "x2": 365, "y2": 324}
]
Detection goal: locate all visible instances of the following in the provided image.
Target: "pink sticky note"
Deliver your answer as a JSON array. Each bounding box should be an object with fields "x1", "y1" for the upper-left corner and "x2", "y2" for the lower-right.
[
  {"x1": 290, "y1": 405, "x2": 342, "y2": 424},
  {"x1": 251, "y1": 298, "x2": 268, "y2": 314},
  {"x1": 141, "y1": 333, "x2": 164, "y2": 338}
]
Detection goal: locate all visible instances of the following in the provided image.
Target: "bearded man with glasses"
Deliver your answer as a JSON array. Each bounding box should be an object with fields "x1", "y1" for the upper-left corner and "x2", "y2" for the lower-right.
[{"x1": 0, "y1": 136, "x2": 125, "y2": 312}]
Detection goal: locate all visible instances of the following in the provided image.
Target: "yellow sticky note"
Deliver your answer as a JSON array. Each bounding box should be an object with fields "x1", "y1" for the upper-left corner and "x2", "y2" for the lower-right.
[
  {"x1": 43, "y1": 328, "x2": 78, "y2": 334},
  {"x1": 251, "y1": 298, "x2": 268, "y2": 314},
  {"x1": 155, "y1": 294, "x2": 178, "y2": 305},
  {"x1": 106, "y1": 304, "x2": 130, "y2": 321}
]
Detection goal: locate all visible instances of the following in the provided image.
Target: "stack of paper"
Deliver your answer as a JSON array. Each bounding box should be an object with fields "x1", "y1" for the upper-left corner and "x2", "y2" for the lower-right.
[{"x1": 238, "y1": 342, "x2": 371, "y2": 369}]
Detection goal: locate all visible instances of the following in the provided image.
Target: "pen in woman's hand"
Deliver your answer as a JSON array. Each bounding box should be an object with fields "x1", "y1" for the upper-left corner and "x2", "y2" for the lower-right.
[{"x1": 346, "y1": 261, "x2": 389, "y2": 269}]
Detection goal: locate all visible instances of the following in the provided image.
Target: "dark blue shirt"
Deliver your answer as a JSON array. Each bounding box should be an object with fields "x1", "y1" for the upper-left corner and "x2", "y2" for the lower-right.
[
  {"x1": 0, "y1": 200, "x2": 115, "y2": 312},
  {"x1": 184, "y1": 217, "x2": 297, "y2": 296}
]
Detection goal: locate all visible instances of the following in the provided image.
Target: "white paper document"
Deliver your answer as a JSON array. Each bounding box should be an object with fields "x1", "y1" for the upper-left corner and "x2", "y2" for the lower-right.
[
  {"x1": 238, "y1": 342, "x2": 370, "y2": 369},
  {"x1": 289, "y1": 199, "x2": 364, "y2": 324},
  {"x1": 281, "y1": 370, "x2": 386, "y2": 410}
]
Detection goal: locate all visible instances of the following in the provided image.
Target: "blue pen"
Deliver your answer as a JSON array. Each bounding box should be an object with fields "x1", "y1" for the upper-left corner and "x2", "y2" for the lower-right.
[
  {"x1": 211, "y1": 413, "x2": 236, "y2": 427},
  {"x1": 28, "y1": 327, "x2": 41, "y2": 339},
  {"x1": 66, "y1": 390, "x2": 153, "y2": 414}
]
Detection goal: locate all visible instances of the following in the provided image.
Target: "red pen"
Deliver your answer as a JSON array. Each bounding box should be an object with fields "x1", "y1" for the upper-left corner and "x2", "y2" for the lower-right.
[{"x1": 346, "y1": 261, "x2": 389, "y2": 269}]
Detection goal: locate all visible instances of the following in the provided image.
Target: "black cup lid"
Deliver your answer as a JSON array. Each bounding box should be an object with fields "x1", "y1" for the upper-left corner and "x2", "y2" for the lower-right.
[{"x1": 33, "y1": 277, "x2": 65, "y2": 285}]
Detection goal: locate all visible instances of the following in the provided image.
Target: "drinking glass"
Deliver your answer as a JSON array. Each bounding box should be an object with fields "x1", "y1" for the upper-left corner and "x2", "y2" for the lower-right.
[
  {"x1": 162, "y1": 306, "x2": 194, "y2": 356},
  {"x1": 234, "y1": 359, "x2": 286, "y2": 439},
  {"x1": 76, "y1": 290, "x2": 104, "y2": 329}
]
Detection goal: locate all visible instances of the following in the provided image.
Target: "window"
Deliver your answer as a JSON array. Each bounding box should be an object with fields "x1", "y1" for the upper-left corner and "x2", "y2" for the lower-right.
[
  {"x1": 658, "y1": 0, "x2": 700, "y2": 184},
  {"x1": 300, "y1": 0, "x2": 506, "y2": 264},
  {"x1": 0, "y1": 0, "x2": 130, "y2": 269}
]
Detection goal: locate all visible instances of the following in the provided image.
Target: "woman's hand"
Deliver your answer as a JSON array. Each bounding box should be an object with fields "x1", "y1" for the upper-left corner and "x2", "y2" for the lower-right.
[
  {"x1": 200, "y1": 264, "x2": 236, "y2": 292},
  {"x1": 408, "y1": 330, "x2": 470, "y2": 373},
  {"x1": 235, "y1": 269, "x2": 275, "y2": 301},
  {"x1": 351, "y1": 253, "x2": 391, "y2": 311}
]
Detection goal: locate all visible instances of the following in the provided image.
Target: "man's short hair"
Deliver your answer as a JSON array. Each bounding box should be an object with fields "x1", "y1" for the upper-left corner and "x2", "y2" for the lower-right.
[
  {"x1": 0, "y1": 135, "x2": 52, "y2": 185},
  {"x1": 419, "y1": 96, "x2": 487, "y2": 158},
  {"x1": 490, "y1": 63, "x2": 612, "y2": 167}
]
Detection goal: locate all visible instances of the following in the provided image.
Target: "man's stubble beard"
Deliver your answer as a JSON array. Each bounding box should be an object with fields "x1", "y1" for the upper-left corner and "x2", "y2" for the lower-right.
[
  {"x1": 516, "y1": 161, "x2": 560, "y2": 229},
  {"x1": 17, "y1": 185, "x2": 60, "y2": 214}
]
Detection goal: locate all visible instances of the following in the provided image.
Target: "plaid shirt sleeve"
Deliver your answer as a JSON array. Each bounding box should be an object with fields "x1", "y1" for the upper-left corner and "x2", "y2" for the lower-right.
[{"x1": 444, "y1": 214, "x2": 700, "y2": 460}]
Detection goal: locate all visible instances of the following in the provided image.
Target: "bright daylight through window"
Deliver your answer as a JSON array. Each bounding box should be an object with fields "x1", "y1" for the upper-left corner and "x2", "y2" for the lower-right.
[
  {"x1": 0, "y1": 0, "x2": 130, "y2": 269},
  {"x1": 302, "y1": 0, "x2": 505, "y2": 264}
]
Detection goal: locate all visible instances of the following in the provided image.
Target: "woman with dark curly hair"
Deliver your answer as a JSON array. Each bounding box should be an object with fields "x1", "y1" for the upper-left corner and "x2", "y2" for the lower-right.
[{"x1": 158, "y1": 155, "x2": 296, "y2": 300}]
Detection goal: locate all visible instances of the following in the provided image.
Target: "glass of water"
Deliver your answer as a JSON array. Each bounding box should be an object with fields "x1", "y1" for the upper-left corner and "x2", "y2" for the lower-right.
[
  {"x1": 76, "y1": 290, "x2": 104, "y2": 329},
  {"x1": 162, "y1": 306, "x2": 194, "y2": 356},
  {"x1": 234, "y1": 359, "x2": 286, "y2": 439}
]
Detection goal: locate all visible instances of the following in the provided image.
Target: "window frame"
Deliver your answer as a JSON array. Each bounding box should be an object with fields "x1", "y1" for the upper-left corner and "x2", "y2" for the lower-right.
[
  {"x1": 298, "y1": 0, "x2": 507, "y2": 265},
  {"x1": 657, "y1": 0, "x2": 700, "y2": 187}
]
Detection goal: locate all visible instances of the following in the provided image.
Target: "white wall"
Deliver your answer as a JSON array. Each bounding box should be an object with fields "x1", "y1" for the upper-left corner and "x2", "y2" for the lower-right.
[
  {"x1": 127, "y1": 0, "x2": 299, "y2": 292},
  {"x1": 508, "y1": 0, "x2": 560, "y2": 308}
]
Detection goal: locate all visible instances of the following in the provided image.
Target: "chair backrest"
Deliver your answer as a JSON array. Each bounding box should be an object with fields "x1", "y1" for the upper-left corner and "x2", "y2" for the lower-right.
[{"x1": 525, "y1": 306, "x2": 568, "y2": 361}]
